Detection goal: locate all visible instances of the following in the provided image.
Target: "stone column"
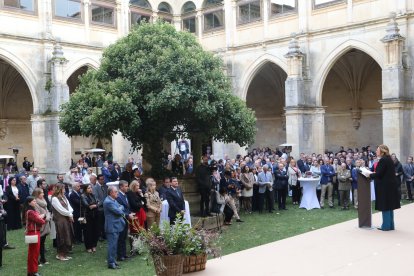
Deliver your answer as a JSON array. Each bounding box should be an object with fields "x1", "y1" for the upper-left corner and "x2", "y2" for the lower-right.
[
  {"x1": 111, "y1": 132, "x2": 142, "y2": 167},
  {"x1": 380, "y1": 13, "x2": 410, "y2": 160},
  {"x1": 83, "y1": 0, "x2": 91, "y2": 41},
  {"x1": 116, "y1": 0, "x2": 129, "y2": 37},
  {"x1": 196, "y1": 9, "x2": 203, "y2": 40},
  {"x1": 32, "y1": 43, "x2": 71, "y2": 182},
  {"x1": 212, "y1": 141, "x2": 247, "y2": 161},
  {"x1": 224, "y1": 0, "x2": 236, "y2": 48},
  {"x1": 173, "y1": 15, "x2": 181, "y2": 31},
  {"x1": 284, "y1": 34, "x2": 325, "y2": 157}
]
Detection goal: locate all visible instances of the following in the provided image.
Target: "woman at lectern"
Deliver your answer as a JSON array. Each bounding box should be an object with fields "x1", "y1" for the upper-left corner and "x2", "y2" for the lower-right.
[{"x1": 368, "y1": 145, "x2": 400, "y2": 231}]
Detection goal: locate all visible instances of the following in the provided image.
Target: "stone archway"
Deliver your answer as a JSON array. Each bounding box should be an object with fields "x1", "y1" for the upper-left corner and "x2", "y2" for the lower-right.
[
  {"x1": 66, "y1": 66, "x2": 113, "y2": 163},
  {"x1": 322, "y1": 49, "x2": 382, "y2": 151},
  {"x1": 246, "y1": 62, "x2": 287, "y2": 149},
  {"x1": 0, "y1": 58, "x2": 34, "y2": 172}
]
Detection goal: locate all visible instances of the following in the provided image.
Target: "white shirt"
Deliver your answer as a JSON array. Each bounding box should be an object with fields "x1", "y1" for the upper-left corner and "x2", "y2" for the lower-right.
[
  {"x1": 51, "y1": 196, "x2": 73, "y2": 217},
  {"x1": 12, "y1": 186, "x2": 19, "y2": 197}
]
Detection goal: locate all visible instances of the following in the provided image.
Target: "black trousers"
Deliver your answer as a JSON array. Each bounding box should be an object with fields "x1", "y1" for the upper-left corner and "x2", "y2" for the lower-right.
[
  {"x1": 333, "y1": 181, "x2": 340, "y2": 205},
  {"x1": 39, "y1": 235, "x2": 47, "y2": 263},
  {"x1": 84, "y1": 218, "x2": 99, "y2": 250},
  {"x1": 199, "y1": 188, "x2": 210, "y2": 216},
  {"x1": 252, "y1": 185, "x2": 259, "y2": 211},
  {"x1": 0, "y1": 220, "x2": 3, "y2": 267},
  {"x1": 223, "y1": 205, "x2": 234, "y2": 222},
  {"x1": 97, "y1": 210, "x2": 106, "y2": 239},
  {"x1": 277, "y1": 187, "x2": 288, "y2": 210},
  {"x1": 257, "y1": 193, "x2": 265, "y2": 213},
  {"x1": 117, "y1": 224, "x2": 128, "y2": 259},
  {"x1": 291, "y1": 184, "x2": 302, "y2": 204},
  {"x1": 406, "y1": 181, "x2": 413, "y2": 200},
  {"x1": 265, "y1": 189, "x2": 274, "y2": 212},
  {"x1": 73, "y1": 216, "x2": 83, "y2": 243}
]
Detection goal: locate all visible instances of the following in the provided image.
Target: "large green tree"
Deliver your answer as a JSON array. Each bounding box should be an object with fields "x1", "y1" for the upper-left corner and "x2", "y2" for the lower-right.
[{"x1": 60, "y1": 22, "x2": 256, "y2": 176}]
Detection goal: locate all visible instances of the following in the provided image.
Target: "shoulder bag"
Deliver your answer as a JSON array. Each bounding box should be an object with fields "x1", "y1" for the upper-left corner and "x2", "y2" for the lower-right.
[{"x1": 25, "y1": 212, "x2": 39, "y2": 244}]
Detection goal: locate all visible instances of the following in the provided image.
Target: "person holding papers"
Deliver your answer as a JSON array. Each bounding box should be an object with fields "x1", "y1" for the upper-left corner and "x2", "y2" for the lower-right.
[{"x1": 364, "y1": 145, "x2": 400, "y2": 231}]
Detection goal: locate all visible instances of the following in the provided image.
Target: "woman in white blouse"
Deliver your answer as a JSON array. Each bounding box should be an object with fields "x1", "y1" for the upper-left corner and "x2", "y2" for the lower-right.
[
  {"x1": 310, "y1": 159, "x2": 323, "y2": 202},
  {"x1": 51, "y1": 184, "x2": 73, "y2": 261}
]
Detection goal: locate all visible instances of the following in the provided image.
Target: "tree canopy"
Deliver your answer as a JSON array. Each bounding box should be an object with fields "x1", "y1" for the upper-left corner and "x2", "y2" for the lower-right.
[{"x1": 59, "y1": 22, "x2": 256, "y2": 175}]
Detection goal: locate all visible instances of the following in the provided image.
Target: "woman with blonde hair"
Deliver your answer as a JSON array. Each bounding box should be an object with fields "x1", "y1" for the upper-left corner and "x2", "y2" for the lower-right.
[
  {"x1": 337, "y1": 163, "x2": 352, "y2": 210},
  {"x1": 33, "y1": 188, "x2": 51, "y2": 265},
  {"x1": 51, "y1": 184, "x2": 73, "y2": 261},
  {"x1": 144, "y1": 178, "x2": 162, "y2": 227},
  {"x1": 240, "y1": 166, "x2": 254, "y2": 213},
  {"x1": 367, "y1": 145, "x2": 401, "y2": 231},
  {"x1": 288, "y1": 159, "x2": 301, "y2": 205},
  {"x1": 126, "y1": 180, "x2": 147, "y2": 232}
]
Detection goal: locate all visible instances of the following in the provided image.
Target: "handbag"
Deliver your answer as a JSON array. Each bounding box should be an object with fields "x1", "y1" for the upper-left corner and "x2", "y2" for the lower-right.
[
  {"x1": 78, "y1": 195, "x2": 87, "y2": 224},
  {"x1": 25, "y1": 212, "x2": 39, "y2": 244}
]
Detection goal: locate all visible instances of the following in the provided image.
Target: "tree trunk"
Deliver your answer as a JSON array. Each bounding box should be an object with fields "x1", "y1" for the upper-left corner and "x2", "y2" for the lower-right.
[
  {"x1": 142, "y1": 139, "x2": 164, "y2": 178},
  {"x1": 191, "y1": 132, "x2": 202, "y2": 167}
]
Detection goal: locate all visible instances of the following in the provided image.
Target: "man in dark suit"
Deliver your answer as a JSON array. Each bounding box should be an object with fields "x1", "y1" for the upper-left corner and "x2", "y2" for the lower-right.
[
  {"x1": 84, "y1": 153, "x2": 92, "y2": 168},
  {"x1": 297, "y1": 153, "x2": 310, "y2": 173},
  {"x1": 103, "y1": 186, "x2": 125, "y2": 269},
  {"x1": 403, "y1": 156, "x2": 414, "y2": 202},
  {"x1": 116, "y1": 180, "x2": 134, "y2": 261},
  {"x1": 158, "y1": 177, "x2": 171, "y2": 201},
  {"x1": 196, "y1": 155, "x2": 212, "y2": 217},
  {"x1": 69, "y1": 182, "x2": 83, "y2": 243},
  {"x1": 166, "y1": 177, "x2": 185, "y2": 225},
  {"x1": 93, "y1": 174, "x2": 108, "y2": 240}
]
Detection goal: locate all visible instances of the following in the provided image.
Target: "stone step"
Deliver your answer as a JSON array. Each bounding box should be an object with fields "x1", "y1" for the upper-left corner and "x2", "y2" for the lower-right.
[{"x1": 192, "y1": 214, "x2": 224, "y2": 231}]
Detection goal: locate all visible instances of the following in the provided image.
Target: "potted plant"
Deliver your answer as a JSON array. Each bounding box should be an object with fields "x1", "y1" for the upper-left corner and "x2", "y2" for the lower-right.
[
  {"x1": 137, "y1": 215, "x2": 221, "y2": 275},
  {"x1": 182, "y1": 227, "x2": 221, "y2": 273}
]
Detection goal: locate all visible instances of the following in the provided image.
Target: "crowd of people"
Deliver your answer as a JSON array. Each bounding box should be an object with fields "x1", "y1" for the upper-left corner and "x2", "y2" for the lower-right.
[
  {"x1": 194, "y1": 145, "x2": 412, "y2": 226},
  {"x1": 0, "y1": 143, "x2": 411, "y2": 275},
  {"x1": 0, "y1": 154, "x2": 188, "y2": 275}
]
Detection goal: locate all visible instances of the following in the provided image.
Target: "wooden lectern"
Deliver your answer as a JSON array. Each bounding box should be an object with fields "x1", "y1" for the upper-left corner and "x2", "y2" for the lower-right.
[{"x1": 357, "y1": 172, "x2": 372, "y2": 228}]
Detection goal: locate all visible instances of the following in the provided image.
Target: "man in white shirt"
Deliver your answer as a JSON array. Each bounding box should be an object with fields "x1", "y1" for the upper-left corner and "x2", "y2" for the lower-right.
[
  {"x1": 257, "y1": 165, "x2": 274, "y2": 213},
  {"x1": 26, "y1": 168, "x2": 41, "y2": 195}
]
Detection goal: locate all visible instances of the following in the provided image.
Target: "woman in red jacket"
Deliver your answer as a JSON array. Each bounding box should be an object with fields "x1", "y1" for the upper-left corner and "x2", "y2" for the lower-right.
[{"x1": 25, "y1": 196, "x2": 45, "y2": 276}]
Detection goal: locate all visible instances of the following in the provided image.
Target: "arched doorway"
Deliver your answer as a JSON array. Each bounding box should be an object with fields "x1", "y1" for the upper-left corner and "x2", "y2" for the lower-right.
[
  {"x1": 0, "y1": 58, "x2": 33, "y2": 172},
  {"x1": 67, "y1": 66, "x2": 112, "y2": 163},
  {"x1": 246, "y1": 62, "x2": 287, "y2": 149},
  {"x1": 322, "y1": 49, "x2": 382, "y2": 151}
]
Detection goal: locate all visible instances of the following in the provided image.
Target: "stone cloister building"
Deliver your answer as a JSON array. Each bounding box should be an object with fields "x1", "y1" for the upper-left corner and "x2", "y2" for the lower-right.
[{"x1": 0, "y1": 0, "x2": 413, "y2": 178}]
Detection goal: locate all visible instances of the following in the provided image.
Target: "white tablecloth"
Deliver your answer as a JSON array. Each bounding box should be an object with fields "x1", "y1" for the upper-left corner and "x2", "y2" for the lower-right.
[
  {"x1": 299, "y1": 178, "x2": 321, "y2": 210},
  {"x1": 160, "y1": 200, "x2": 191, "y2": 227}
]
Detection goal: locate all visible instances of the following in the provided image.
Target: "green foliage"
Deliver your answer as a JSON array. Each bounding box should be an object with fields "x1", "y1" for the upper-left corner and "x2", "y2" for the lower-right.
[{"x1": 59, "y1": 22, "x2": 256, "y2": 175}]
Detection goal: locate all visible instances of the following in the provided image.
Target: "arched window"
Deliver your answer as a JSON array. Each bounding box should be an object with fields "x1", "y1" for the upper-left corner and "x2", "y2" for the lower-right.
[
  {"x1": 182, "y1": 1, "x2": 197, "y2": 33},
  {"x1": 238, "y1": 0, "x2": 261, "y2": 24},
  {"x1": 270, "y1": 0, "x2": 297, "y2": 17},
  {"x1": 204, "y1": 0, "x2": 222, "y2": 8},
  {"x1": 203, "y1": 0, "x2": 224, "y2": 32},
  {"x1": 130, "y1": 0, "x2": 151, "y2": 9},
  {"x1": 130, "y1": 0, "x2": 152, "y2": 26},
  {"x1": 158, "y1": 2, "x2": 172, "y2": 23},
  {"x1": 182, "y1": 1, "x2": 196, "y2": 13}
]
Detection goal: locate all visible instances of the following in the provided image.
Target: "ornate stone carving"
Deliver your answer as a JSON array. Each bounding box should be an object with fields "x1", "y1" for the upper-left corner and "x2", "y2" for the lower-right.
[
  {"x1": 381, "y1": 12, "x2": 405, "y2": 68},
  {"x1": 351, "y1": 109, "x2": 361, "y2": 130},
  {"x1": 381, "y1": 12, "x2": 404, "y2": 43},
  {"x1": 284, "y1": 33, "x2": 304, "y2": 78},
  {"x1": 0, "y1": 119, "x2": 7, "y2": 140}
]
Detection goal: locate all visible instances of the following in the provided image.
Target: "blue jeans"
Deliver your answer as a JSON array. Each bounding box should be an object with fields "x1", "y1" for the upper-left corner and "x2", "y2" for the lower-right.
[
  {"x1": 381, "y1": 210, "x2": 395, "y2": 230},
  {"x1": 106, "y1": 232, "x2": 120, "y2": 266}
]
